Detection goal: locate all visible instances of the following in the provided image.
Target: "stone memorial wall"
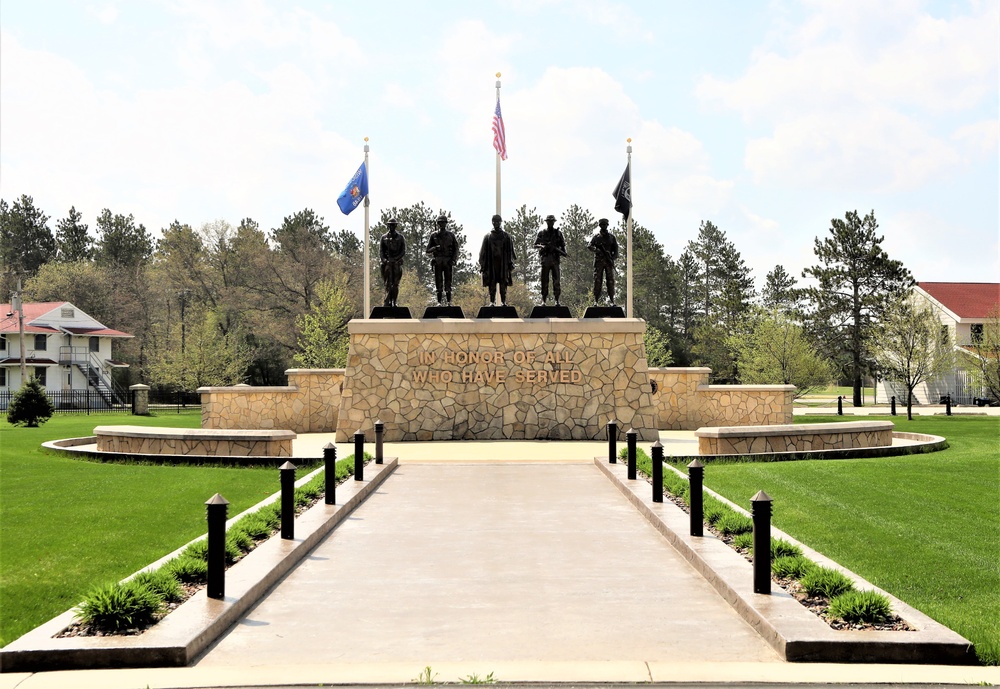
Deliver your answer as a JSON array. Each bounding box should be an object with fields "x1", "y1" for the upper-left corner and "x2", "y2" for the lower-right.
[{"x1": 335, "y1": 319, "x2": 659, "y2": 442}]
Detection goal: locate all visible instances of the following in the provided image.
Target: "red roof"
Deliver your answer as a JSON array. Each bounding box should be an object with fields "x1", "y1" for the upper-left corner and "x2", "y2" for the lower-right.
[
  {"x1": 918, "y1": 283, "x2": 1000, "y2": 319},
  {"x1": 0, "y1": 302, "x2": 131, "y2": 337}
]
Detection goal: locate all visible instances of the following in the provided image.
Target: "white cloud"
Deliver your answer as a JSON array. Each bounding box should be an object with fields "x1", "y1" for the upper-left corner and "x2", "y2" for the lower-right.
[
  {"x1": 0, "y1": 30, "x2": 361, "y2": 235},
  {"x1": 697, "y1": 1, "x2": 999, "y2": 192},
  {"x1": 86, "y1": 2, "x2": 120, "y2": 25}
]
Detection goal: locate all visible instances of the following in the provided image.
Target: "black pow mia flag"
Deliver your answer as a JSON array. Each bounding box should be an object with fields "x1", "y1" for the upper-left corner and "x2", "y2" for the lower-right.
[{"x1": 612, "y1": 162, "x2": 631, "y2": 219}]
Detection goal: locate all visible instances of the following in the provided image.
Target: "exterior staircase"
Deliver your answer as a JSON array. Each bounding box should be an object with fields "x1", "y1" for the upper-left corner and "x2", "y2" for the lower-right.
[{"x1": 59, "y1": 347, "x2": 127, "y2": 408}]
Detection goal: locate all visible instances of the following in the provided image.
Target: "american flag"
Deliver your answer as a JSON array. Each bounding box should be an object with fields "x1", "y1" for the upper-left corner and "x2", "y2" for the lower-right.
[{"x1": 492, "y1": 98, "x2": 507, "y2": 160}]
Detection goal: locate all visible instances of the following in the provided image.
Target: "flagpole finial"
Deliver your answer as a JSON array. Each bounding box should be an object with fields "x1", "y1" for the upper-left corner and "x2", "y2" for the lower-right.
[
  {"x1": 364, "y1": 136, "x2": 369, "y2": 153},
  {"x1": 496, "y1": 72, "x2": 501, "y2": 78}
]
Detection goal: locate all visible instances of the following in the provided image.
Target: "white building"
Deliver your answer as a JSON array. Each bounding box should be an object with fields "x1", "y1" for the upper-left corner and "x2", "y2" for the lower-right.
[
  {"x1": 1, "y1": 301, "x2": 132, "y2": 408},
  {"x1": 877, "y1": 282, "x2": 999, "y2": 405}
]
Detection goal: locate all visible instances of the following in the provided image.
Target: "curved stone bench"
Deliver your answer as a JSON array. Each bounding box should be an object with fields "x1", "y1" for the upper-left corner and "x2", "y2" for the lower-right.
[
  {"x1": 94, "y1": 426, "x2": 296, "y2": 457},
  {"x1": 695, "y1": 421, "x2": 893, "y2": 455}
]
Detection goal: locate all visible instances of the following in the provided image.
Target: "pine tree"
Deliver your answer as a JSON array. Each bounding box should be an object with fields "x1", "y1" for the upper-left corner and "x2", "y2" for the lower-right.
[
  {"x1": 55, "y1": 206, "x2": 93, "y2": 262},
  {"x1": 504, "y1": 205, "x2": 543, "y2": 293},
  {"x1": 6, "y1": 378, "x2": 55, "y2": 427},
  {"x1": 762, "y1": 265, "x2": 799, "y2": 311},
  {"x1": 802, "y1": 210, "x2": 913, "y2": 406},
  {"x1": 0, "y1": 195, "x2": 55, "y2": 276}
]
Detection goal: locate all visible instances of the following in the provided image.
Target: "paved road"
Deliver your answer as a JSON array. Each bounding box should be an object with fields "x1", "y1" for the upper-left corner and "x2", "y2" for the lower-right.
[{"x1": 195, "y1": 463, "x2": 778, "y2": 666}]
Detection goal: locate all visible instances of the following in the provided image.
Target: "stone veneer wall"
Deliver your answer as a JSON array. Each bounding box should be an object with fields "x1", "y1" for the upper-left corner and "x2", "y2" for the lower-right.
[
  {"x1": 697, "y1": 422, "x2": 893, "y2": 455},
  {"x1": 199, "y1": 370, "x2": 345, "y2": 434},
  {"x1": 94, "y1": 427, "x2": 294, "y2": 457},
  {"x1": 647, "y1": 368, "x2": 794, "y2": 429},
  {"x1": 336, "y1": 319, "x2": 658, "y2": 442}
]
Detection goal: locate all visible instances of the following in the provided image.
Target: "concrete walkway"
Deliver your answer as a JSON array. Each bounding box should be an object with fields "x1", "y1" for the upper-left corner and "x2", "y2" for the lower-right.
[{"x1": 194, "y1": 463, "x2": 778, "y2": 666}]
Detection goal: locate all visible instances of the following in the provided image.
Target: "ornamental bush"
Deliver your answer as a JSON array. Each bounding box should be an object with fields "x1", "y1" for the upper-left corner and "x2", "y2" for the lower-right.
[
  {"x1": 827, "y1": 589, "x2": 893, "y2": 623},
  {"x1": 6, "y1": 378, "x2": 54, "y2": 427},
  {"x1": 76, "y1": 580, "x2": 162, "y2": 632}
]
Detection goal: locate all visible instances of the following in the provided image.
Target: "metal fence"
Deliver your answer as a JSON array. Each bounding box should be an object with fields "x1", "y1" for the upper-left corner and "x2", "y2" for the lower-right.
[
  {"x1": 148, "y1": 390, "x2": 202, "y2": 413},
  {"x1": 0, "y1": 389, "x2": 130, "y2": 414}
]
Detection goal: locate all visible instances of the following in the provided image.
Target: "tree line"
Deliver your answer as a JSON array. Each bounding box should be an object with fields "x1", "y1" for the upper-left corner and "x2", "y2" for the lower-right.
[{"x1": 6, "y1": 192, "x2": 970, "y2": 408}]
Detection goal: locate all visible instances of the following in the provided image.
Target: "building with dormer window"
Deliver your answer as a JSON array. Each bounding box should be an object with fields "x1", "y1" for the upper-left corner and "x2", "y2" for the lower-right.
[{"x1": 1, "y1": 301, "x2": 132, "y2": 408}]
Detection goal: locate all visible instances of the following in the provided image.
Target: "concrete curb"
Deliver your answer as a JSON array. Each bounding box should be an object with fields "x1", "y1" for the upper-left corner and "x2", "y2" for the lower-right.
[
  {"x1": 594, "y1": 457, "x2": 975, "y2": 664},
  {"x1": 0, "y1": 459, "x2": 399, "y2": 673}
]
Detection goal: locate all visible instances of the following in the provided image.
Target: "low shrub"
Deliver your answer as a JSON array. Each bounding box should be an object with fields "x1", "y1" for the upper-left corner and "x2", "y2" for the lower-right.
[
  {"x1": 226, "y1": 529, "x2": 254, "y2": 554},
  {"x1": 76, "y1": 581, "x2": 162, "y2": 632},
  {"x1": 827, "y1": 589, "x2": 893, "y2": 623},
  {"x1": 731, "y1": 532, "x2": 753, "y2": 550},
  {"x1": 165, "y1": 554, "x2": 208, "y2": 584},
  {"x1": 800, "y1": 566, "x2": 855, "y2": 598},
  {"x1": 716, "y1": 512, "x2": 753, "y2": 535},
  {"x1": 772, "y1": 555, "x2": 815, "y2": 580},
  {"x1": 234, "y1": 513, "x2": 273, "y2": 541},
  {"x1": 703, "y1": 501, "x2": 727, "y2": 526},
  {"x1": 131, "y1": 568, "x2": 183, "y2": 603},
  {"x1": 770, "y1": 538, "x2": 802, "y2": 561}
]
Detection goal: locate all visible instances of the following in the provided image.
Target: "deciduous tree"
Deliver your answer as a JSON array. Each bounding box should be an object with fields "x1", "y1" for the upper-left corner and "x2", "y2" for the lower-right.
[
  {"x1": 873, "y1": 295, "x2": 956, "y2": 420},
  {"x1": 965, "y1": 305, "x2": 1000, "y2": 403},
  {"x1": 729, "y1": 309, "x2": 832, "y2": 398},
  {"x1": 292, "y1": 278, "x2": 353, "y2": 369}
]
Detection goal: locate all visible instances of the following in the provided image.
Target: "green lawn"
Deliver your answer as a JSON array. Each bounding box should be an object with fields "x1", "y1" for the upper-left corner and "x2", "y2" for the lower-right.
[
  {"x1": 0, "y1": 413, "x2": 285, "y2": 646},
  {"x1": 679, "y1": 415, "x2": 1000, "y2": 664}
]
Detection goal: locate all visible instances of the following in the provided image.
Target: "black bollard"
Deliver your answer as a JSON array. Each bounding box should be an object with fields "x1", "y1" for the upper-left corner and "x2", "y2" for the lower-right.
[
  {"x1": 323, "y1": 443, "x2": 337, "y2": 505},
  {"x1": 651, "y1": 441, "x2": 663, "y2": 503},
  {"x1": 374, "y1": 419, "x2": 384, "y2": 464},
  {"x1": 837, "y1": 395, "x2": 843, "y2": 415},
  {"x1": 751, "y1": 490, "x2": 773, "y2": 594},
  {"x1": 687, "y1": 459, "x2": 704, "y2": 537},
  {"x1": 280, "y1": 461, "x2": 296, "y2": 540},
  {"x1": 890, "y1": 395, "x2": 897, "y2": 416},
  {"x1": 205, "y1": 493, "x2": 229, "y2": 600},
  {"x1": 946, "y1": 394, "x2": 952, "y2": 416},
  {"x1": 607, "y1": 421, "x2": 618, "y2": 464},
  {"x1": 626, "y1": 428, "x2": 637, "y2": 481},
  {"x1": 354, "y1": 431, "x2": 365, "y2": 481}
]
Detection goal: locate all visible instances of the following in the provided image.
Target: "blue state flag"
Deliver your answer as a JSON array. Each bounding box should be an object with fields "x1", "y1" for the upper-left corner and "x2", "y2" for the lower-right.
[{"x1": 337, "y1": 161, "x2": 368, "y2": 215}]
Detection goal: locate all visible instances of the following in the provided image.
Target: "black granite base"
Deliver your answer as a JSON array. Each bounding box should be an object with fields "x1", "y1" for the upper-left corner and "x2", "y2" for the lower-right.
[
  {"x1": 476, "y1": 305, "x2": 520, "y2": 319},
  {"x1": 583, "y1": 305, "x2": 626, "y2": 318},
  {"x1": 528, "y1": 305, "x2": 573, "y2": 318},
  {"x1": 422, "y1": 305, "x2": 466, "y2": 319},
  {"x1": 369, "y1": 306, "x2": 413, "y2": 319}
]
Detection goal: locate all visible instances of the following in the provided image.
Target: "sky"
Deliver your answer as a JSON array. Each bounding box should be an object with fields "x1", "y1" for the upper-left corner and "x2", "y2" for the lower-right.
[{"x1": 1, "y1": 0, "x2": 997, "y2": 290}]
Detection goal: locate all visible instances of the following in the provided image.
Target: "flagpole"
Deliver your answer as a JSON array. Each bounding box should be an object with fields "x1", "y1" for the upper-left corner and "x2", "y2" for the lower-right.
[
  {"x1": 626, "y1": 138, "x2": 633, "y2": 319},
  {"x1": 363, "y1": 137, "x2": 371, "y2": 317},
  {"x1": 495, "y1": 73, "x2": 502, "y2": 216}
]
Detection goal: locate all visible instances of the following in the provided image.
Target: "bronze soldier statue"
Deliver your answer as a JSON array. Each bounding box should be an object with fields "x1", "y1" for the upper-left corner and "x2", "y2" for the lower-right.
[
  {"x1": 379, "y1": 218, "x2": 406, "y2": 308},
  {"x1": 534, "y1": 214, "x2": 568, "y2": 305},
  {"x1": 478, "y1": 214, "x2": 516, "y2": 306},
  {"x1": 588, "y1": 218, "x2": 619, "y2": 305},
  {"x1": 425, "y1": 215, "x2": 458, "y2": 305}
]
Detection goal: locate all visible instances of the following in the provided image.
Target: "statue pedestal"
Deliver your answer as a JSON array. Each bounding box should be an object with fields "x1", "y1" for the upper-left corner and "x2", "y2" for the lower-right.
[
  {"x1": 369, "y1": 306, "x2": 412, "y2": 319},
  {"x1": 529, "y1": 305, "x2": 573, "y2": 318},
  {"x1": 584, "y1": 305, "x2": 626, "y2": 318},
  {"x1": 422, "y1": 305, "x2": 466, "y2": 319},
  {"x1": 476, "y1": 305, "x2": 519, "y2": 319},
  {"x1": 337, "y1": 318, "x2": 658, "y2": 442}
]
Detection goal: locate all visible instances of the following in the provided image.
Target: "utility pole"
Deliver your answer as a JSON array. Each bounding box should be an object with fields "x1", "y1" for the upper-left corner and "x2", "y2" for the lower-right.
[{"x1": 11, "y1": 278, "x2": 26, "y2": 384}]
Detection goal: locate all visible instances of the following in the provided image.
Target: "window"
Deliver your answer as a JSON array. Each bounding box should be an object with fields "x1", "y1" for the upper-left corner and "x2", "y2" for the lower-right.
[
  {"x1": 940, "y1": 325, "x2": 949, "y2": 345},
  {"x1": 89, "y1": 336, "x2": 100, "y2": 353},
  {"x1": 61, "y1": 307, "x2": 74, "y2": 318},
  {"x1": 971, "y1": 323, "x2": 984, "y2": 344},
  {"x1": 34, "y1": 334, "x2": 47, "y2": 351},
  {"x1": 0, "y1": 334, "x2": 5, "y2": 351},
  {"x1": 34, "y1": 367, "x2": 47, "y2": 385},
  {"x1": 0, "y1": 368, "x2": 6, "y2": 387}
]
